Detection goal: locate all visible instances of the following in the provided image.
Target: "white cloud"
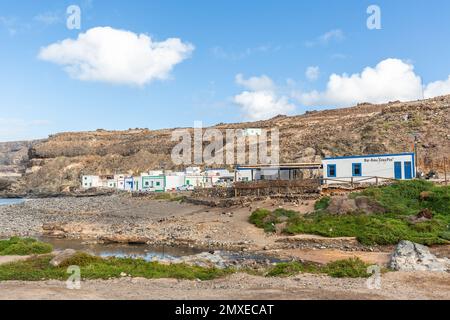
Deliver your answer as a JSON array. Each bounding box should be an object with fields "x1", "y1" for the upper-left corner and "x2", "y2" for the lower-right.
[
  {"x1": 235, "y1": 73, "x2": 275, "y2": 91},
  {"x1": 296, "y1": 58, "x2": 425, "y2": 107},
  {"x1": 38, "y1": 26, "x2": 194, "y2": 86},
  {"x1": 424, "y1": 76, "x2": 450, "y2": 98},
  {"x1": 306, "y1": 29, "x2": 345, "y2": 47},
  {"x1": 305, "y1": 66, "x2": 320, "y2": 81},
  {"x1": 233, "y1": 74, "x2": 295, "y2": 120}
]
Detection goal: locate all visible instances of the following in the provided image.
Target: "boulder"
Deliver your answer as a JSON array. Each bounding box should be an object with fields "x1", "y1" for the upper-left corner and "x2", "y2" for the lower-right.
[
  {"x1": 327, "y1": 195, "x2": 386, "y2": 215},
  {"x1": 327, "y1": 196, "x2": 358, "y2": 215},
  {"x1": 389, "y1": 240, "x2": 450, "y2": 272},
  {"x1": 49, "y1": 249, "x2": 77, "y2": 267},
  {"x1": 354, "y1": 196, "x2": 387, "y2": 214}
]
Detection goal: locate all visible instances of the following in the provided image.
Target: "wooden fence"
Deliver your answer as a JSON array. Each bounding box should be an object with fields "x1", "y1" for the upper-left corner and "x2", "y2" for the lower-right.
[
  {"x1": 233, "y1": 179, "x2": 321, "y2": 197},
  {"x1": 321, "y1": 176, "x2": 399, "y2": 188}
]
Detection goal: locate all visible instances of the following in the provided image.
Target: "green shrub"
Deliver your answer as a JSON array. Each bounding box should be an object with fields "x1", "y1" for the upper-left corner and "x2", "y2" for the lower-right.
[
  {"x1": 323, "y1": 258, "x2": 370, "y2": 278},
  {"x1": 57, "y1": 252, "x2": 103, "y2": 268},
  {"x1": 314, "y1": 196, "x2": 331, "y2": 211},
  {"x1": 266, "y1": 262, "x2": 301, "y2": 277},
  {"x1": 266, "y1": 258, "x2": 372, "y2": 278},
  {"x1": 249, "y1": 208, "x2": 298, "y2": 233},
  {"x1": 283, "y1": 212, "x2": 450, "y2": 245},
  {"x1": 0, "y1": 254, "x2": 232, "y2": 281},
  {"x1": 438, "y1": 231, "x2": 450, "y2": 241},
  {"x1": 357, "y1": 180, "x2": 448, "y2": 216},
  {"x1": 0, "y1": 237, "x2": 53, "y2": 256},
  {"x1": 249, "y1": 209, "x2": 271, "y2": 228}
]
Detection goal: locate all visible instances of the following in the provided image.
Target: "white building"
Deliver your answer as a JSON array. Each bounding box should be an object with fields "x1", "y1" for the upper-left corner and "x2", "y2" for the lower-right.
[
  {"x1": 123, "y1": 176, "x2": 135, "y2": 191},
  {"x1": 235, "y1": 168, "x2": 254, "y2": 182},
  {"x1": 115, "y1": 174, "x2": 126, "y2": 190},
  {"x1": 148, "y1": 170, "x2": 164, "y2": 176},
  {"x1": 322, "y1": 153, "x2": 416, "y2": 184},
  {"x1": 81, "y1": 175, "x2": 100, "y2": 189},
  {"x1": 204, "y1": 169, "x2": 234, "y2": 186},
  {"x1": 139, "y1": 174, "x2": 165, "y2": 192},
  {"x1": 81, "y1": 175, "x2": 116, "y2": 189},
  {"x1": 184, "y1": 174, "x2": 204, "y2": 187},
  {"x1": 106, "y1": 178, "x2": 117, "y2": 188},
  {"x1": 185, "y1": 166, "x2": 201, "y2": 175},
  {"x1": 241, "y1": 128, "x2": 262, "y2": 136},
  {"x1": 165, "y1": 172, "x2": 185, "y2": 191}
]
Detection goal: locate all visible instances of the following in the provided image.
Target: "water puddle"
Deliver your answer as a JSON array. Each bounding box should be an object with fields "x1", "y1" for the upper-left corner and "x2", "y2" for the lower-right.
[
  {"x1": 39, "y1": 237, "x2": 205, "y2": 261},
  {"x1": 0, "y1": 198, "x2": 25, "y2": 206},
  {"x1": 38, "y1": 237, "x2": 286, "y2": 266}
]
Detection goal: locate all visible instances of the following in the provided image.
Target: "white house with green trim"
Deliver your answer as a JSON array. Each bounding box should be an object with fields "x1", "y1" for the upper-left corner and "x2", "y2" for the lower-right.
[{"x1": 140, "y1": 175, "x2": 165, "y2": 192}]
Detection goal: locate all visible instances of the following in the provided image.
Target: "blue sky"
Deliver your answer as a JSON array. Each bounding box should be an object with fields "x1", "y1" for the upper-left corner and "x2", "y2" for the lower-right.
[{"x1": 1, "y1": 0, "x2": 450, "y2": 141}]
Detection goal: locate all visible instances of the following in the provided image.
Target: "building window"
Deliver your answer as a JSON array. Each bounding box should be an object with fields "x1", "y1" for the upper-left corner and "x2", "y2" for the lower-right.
[
  {"x1": 327, "y1": 164, "x2": 336, "y2": 178},
  {"x1": 145, "y1": 181, "x2": 149, "y2": 186},
  {"x1": 352, "y1": 163, "x2": 362, "y2": 177},
  {"x1": 156, "y1": 182, "x2": 160, "y2": 186}
]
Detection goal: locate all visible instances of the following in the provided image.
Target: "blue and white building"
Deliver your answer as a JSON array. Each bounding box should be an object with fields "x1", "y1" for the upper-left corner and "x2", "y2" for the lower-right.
[{"x1": 322, "y1": 153, "x2": 416, "y2": 184}]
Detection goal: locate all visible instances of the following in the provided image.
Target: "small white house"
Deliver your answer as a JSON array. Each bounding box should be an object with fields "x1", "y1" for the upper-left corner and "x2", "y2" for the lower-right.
[
  {"x1": 165, "y1": 173, "x2": 185, "y2": 191},
  {"x1": 241, "y1": 128, "x2": 262, "y2": 136},
  {"x1": 322, "y1": 153, "x2": 416, "y2": 184},
  {"x1": 106, "y1": 179, "x2": 117, "y2": 188},
  {"x1": 184, "y1": 175, "x2": 204, "y2": 187},
  {"x1": 115, "y1": 174, "x2": 126, "y2": 190},
  {"x1": 204, "y1": 169, "x2": 234, "y2": 186},
  {"x1": 235, "y1": 168, "x2": 254, "y2": 182},
  {"x1": 81, "y1": 175, "x2": 100, "y2": 189},
  {"x1": 185, "y1": 166, "x2": 201, "y2": 175},
  {"x1": 140, "y1": 175, "x2": 165, "y2": 192},
  {"x1": 123, "y1": 176, "x2": 135, "y2": 191}
]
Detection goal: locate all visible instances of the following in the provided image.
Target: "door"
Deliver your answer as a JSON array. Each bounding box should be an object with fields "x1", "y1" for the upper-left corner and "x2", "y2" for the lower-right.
[
  {"x1": 404, "y1": 162, "x2": 412, "y2": 179},
  {"x1": 394, "y1": 162, "x2": 402, "y2": 179}
]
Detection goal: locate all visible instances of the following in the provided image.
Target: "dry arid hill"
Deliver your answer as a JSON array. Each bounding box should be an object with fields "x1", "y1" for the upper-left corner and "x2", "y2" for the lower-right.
[{"x1": 2, "y1": 95, "x2": 450, "y2": 193}]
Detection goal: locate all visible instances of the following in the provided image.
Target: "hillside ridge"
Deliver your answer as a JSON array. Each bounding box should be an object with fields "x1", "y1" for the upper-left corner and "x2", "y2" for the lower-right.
[{"x1": 1, "y1": 95, "x2": 449, "y2": 193}]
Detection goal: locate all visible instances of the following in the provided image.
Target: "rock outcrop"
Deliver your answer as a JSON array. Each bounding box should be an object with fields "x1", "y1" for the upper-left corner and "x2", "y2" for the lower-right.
[
  {"x1": 389, "y1": 240, "x2": 450, "y2": 272},
  {"x1": 2, "y1": 95, "x2": 450, "y2": 193},
  {"x1": 327, "y1": 195, "x2": 386, "y2": 215}
]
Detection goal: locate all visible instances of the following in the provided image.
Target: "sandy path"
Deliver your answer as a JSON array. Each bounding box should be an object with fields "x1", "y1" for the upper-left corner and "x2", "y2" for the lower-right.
[{"x1": 0, "y1": 272, "x2": 448, "y2": 300}]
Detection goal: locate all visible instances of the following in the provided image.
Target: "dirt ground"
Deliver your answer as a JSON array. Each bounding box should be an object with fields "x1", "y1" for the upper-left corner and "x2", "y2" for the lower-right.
[{"x1": 0, "y1": 271, "x2": 449, "y2": 300}]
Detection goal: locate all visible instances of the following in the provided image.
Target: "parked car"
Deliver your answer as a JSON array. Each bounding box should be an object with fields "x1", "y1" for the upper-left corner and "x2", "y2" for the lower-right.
[{"x1": 177, "y1": 184, "x2": 195, "y2": 191}]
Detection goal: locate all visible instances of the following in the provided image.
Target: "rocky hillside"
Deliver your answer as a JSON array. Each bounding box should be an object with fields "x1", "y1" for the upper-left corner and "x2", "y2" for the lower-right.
[{"x1": 2, "y1": 95, "x2": 450, "y2": 193}]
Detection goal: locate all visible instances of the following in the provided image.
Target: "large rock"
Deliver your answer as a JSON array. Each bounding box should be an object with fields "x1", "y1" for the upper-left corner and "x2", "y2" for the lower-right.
[
  {"x1": 354, "y1": 196, "x2": 387, "y2": 214},
  {"x1": 49, "y1": 249, "x2": 77, "y2": 267},
  {"x1": 389, "y1": 241, "x2": 450, "y2": 272},
  {"x1": 327, "y1": 196, "x2": 358, "y2": 215},
  {"x1": 327, "y1": 196, "x2": 386, "y2": 215}
]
